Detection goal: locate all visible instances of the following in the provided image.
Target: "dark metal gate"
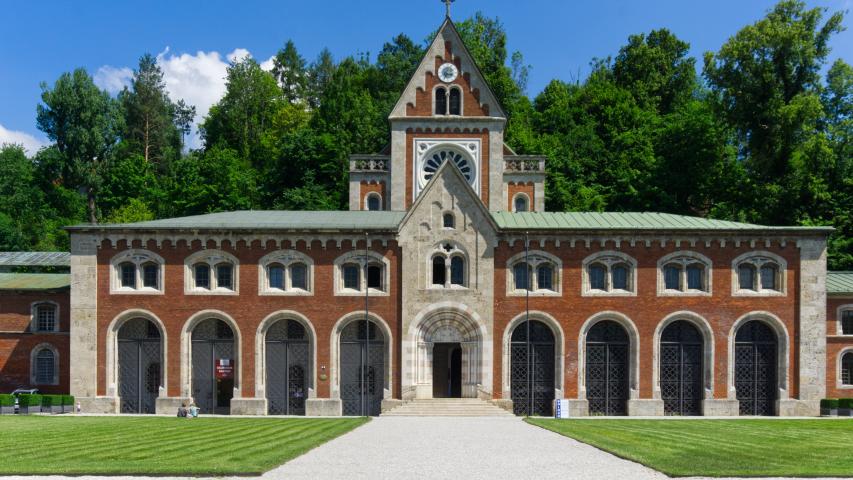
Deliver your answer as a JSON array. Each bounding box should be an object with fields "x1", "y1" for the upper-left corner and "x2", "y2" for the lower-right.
[
  {"x1": 735, "y1": 320, "x2": 777, "y2": 416},
  {"x1": 586, "y1": 320, "x2": 629, "y2": 415},
  {"x1": 266, "y1": 319, "x2": 310, "y2": 415},
  {"x1": 340, "y1": 321, "x2": 384, "y2": 416},
  {"x1": 118, "y1": 318, "x2": 161, "y2": 414},
  {"x1": 660, "y1": 320, "x2": 703, "y2": 415},
  {"x1": 510, "y1": 320, "x2": 555, "y2": 416},
  {"x1": 192, "y1": 319, "x2": 235, "y2": 415}
]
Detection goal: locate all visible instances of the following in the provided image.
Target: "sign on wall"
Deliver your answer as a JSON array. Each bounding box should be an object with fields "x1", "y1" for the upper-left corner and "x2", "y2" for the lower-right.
[
  {"x1": 555, "y1": 399, "x2": 570, "y2": 419},
  {"x1": 215, "y1": 359, "x2": 233, "y2": 379}
]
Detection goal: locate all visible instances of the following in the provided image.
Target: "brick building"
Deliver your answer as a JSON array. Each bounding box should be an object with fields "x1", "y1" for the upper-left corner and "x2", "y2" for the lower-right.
[{"x1": 3, "y1": 17, "x2": 851, "y2": 417}]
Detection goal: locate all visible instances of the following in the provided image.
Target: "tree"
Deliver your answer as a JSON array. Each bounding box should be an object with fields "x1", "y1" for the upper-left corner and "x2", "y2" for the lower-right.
[
  {"x1": 0, "y1": 145, "x2": 50, "y2": 249},
  {"x1": 306, "y1": 48, "x2": 336, "y2": 110},
  {"x1": 613, "y1": 29, "x2": 696, "y2": 114},
  {"x1": 272, "y1": 40, "x2": 309, "y2": 104},
  {"x1": 119, "y1": 54, "x2": 183, "y2": 166},
  {"x1": 36, "y1": 68, "x2": 121, "y2": 223}
]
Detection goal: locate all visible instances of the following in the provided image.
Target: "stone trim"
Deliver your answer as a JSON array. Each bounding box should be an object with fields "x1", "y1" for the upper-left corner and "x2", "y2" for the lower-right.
[
  {"x1": 580, "y1": 251, "x2": 637, "y2": 297},
  {"x1": 426, "y1": 240, "x2": 469, "y2": 289},
  {"x1": 254, "y1": 310, "x2": 317, "y2": 399},
  {"x1": 731, "y1": 250, "x2": 787, "y2": 297},
  {"x1": 257, "y1": 250, "x2": 314, "y2": 296},
  {"x1": 183, "y1": 249, "x2": 240, "y2": 296},
  {"x1": 501, "y1": 311, "x2": 565, "y2": 401},
  {"x1": 180, "y1": 310, "x2": 243, "y2": 399},
  {"x1": 30, "y1": 342, "x2": 60, "y2": 386},
  {"x1": 651, "y1": 311, "x2": 715, "y2": 400},
  {"x1": 329, "y1": 311, "x2": 393, "y2": 401},
  {"x1": 431, "y1": 84, "x2": 464, "y2": 116},
  {"x1": 413, "y1": 138, "x2": 481, "y2": 199},
  {"x1": 104, "y1": 309, "x2": 167, "y2": 398},
  {"x1": 726, "y1": 311, "x2": 790, "y2": 402},
  {"x1": 505, "y1": 250, "x2": 562, "y2": 297},
  {"x1": 511, "y1": 192, "x2": 530, "y2": 213},
  {"x1": 109, "y1": 249, "x2": 165, "y2": 295},
  {"x1": 364, "y1": 191, "x2": 383, "y2": 211},
  {"x1": 70, "y1": 233, "x2": 98, "y2": 399},
  {"x1": 656, "y1": 251, "x2": 713, "y2": 297},
  {"x1": 577, "y1": 311, "x2": 641, "y2": 400}
]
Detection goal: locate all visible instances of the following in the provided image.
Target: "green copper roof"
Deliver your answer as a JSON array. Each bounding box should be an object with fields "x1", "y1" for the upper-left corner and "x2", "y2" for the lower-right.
[
  {"x1": 0, "y1": 252, "x2": 70, "y2": 267},
  {"x1": 828, "y1": 272, "x2": 853, "y2": 295},
  {"x1": 69, "y1": 211, "x2": 406, "y2": 231},
  {"x1": 491, "y1": 211, "x2": 834, "y2": 232},
  {"x1": 0, "y1": 273, "x2": 70, "y2": 291}
]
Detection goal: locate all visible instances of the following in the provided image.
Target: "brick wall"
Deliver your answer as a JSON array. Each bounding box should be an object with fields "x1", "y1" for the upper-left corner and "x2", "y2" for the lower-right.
[
  {"x1": 492, "y1": 241, "x2": 801, "y2": 401},
  {"x1": 0, "y1": 290, "x2": 70, "y2": 393},
  {"x1": 96, "y1": 238, "x2": 401, "y2": 400},
  {"x1": 507, "y1": 182, "x2": 535, "y2": 212},
  {"x1": 405, "y1": 42, "x2": 490, "y2": 117},
  {"x1": 826, "y1": 297, "x2": 853, "y2": 398},
  {"x1": 359, "y1": 181, "x2": 386, "y2": 210}
]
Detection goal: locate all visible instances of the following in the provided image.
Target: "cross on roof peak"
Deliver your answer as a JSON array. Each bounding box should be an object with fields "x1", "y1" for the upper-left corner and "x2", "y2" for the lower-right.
[{"x1": 442, "y1": 0, "x2": 455, "y2": 18}]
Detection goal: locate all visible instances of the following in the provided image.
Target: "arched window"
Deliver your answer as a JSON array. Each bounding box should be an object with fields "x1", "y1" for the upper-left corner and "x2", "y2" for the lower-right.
[
  {"x1": 450, "y1": 256, "x2": 465, "y2": 286},
  {"x1": 842, "y1": 352, "x2": 853, "y2": 386},
  {"x1": 582, "y1": 252, "x2": 637, "y2": 295},
  {"x1": 334, "y1": 251, "x2": 390, "y2": 295},
  {"x1": 449, "y1": 87, "x2": 461, "y2": 115},
  {"x1": 733, "y1": 252, "x2": 785, "y2": 295},
  {"x1": 843, "y1": 309, "x2": 853, "y2": 335},
  {"x1": 507, "y1": 251, "x2": 561, "y2": 294},
  {"x1": 33, "y1": 347, "x2": 57, "y2": 385},
  {"x1": 366, "y1": 193, "x2": 381, "y2": 211},
  {"x1": 443, "y1": 213, "x2": 455, "y2": 229},
  {"x1": 513, "y1": 194, "x2": 529, "y2": 212},
  {"x1": 185, "y1": 250, "x2": 239, "y2": 294},
  {"x1": 33, "y1": 302, "x2": 58, "y2": 332},
  {"x1": 432, "y1": 256, "x2": 446, "y2": 286},
  {"x1": 259, "y1": 251, "x2": 314, "y2": 295},
  {"x1": 435, "y1": 87, "x2": 447, "y2": 115},
  {"x1": 343, "y1": 264, "x2": 360, "y2": 290},
  {"x1": 120, "y1": 262, "x2": 136, "y2": 288},
  {"x1": 658, "y1": 252, "x2": 712, "y2": 295},
  {"x1": 111, "y1": 249, "x2": 165, "y2": 293}
]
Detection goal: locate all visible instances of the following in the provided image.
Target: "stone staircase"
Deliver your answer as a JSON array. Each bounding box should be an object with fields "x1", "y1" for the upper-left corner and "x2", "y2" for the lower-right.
[{"x1": 382, "y1": 398, "x2": 516, "y2": 417}]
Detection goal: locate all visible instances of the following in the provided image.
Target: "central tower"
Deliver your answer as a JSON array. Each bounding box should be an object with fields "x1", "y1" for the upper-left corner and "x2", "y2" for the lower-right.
[{"x1": 349, "y1": 16, "x2": 545, "y2": 213}]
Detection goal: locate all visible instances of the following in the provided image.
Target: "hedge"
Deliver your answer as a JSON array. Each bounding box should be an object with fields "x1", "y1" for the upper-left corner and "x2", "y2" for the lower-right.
[
  {"x1": 839, "y1": 398, "x2": 853, "y2": 409},
  {"x1": 0, "y1": 394, "x2": 14, "y2": 407},
  {"x1": 18, "y1": 394, "x2": 42, "y2": 407},
  {"x1": 62, "y1": 395, "x2": 75, "y2": 406},
  {"x1": 41, "y1": 395, "x2": 64, "y2": 407}
]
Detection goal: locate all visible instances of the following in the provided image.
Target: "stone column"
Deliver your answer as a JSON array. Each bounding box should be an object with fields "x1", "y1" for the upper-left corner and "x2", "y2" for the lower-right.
[
  {"x1": 70, "y1": 233, "x2": 117, "y2": 413},
  {"x1": 779, "y1": 237, "x2": 827, "y2": 416}
]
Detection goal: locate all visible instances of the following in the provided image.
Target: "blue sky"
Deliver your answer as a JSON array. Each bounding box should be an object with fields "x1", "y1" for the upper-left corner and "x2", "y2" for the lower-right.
[{"x1": 1, "y1": 0, "x2": 851, "y2": 151}]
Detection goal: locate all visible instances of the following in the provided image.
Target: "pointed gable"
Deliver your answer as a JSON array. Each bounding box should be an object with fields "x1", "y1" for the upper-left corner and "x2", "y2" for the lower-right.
[{"x1": 389, "y1": 18, "x2": 506, "y2": 119}]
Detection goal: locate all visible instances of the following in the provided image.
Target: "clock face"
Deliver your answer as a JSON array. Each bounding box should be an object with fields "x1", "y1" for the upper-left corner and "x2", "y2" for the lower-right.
[{"x1": 438, "y1": 63, "x2": 458, "y2": 83}]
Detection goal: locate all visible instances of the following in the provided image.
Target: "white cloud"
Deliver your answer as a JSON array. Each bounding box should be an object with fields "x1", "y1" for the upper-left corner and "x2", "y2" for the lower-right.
[
  {"x1": 94, "y1": 65, "x2": 133, "y2": 94},
  {"x1": 96, "y1": 47, "x2": 276, "y2": 149},
  {"x1": 0, "y1": 124, "x2": 48, "y2": 155},
  {"x1": 260, "y1": 55, "x2": 276, "y2": 72}
]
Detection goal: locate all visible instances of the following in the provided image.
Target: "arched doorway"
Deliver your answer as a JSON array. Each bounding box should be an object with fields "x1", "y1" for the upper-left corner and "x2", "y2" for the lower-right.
[
  {"x1": 192, "y1": 318, "x2": 236, "y2": 415},
  {"x1": 118, "y1": 318, "x2": 162, "y2": 414},
  {"x1": 340, "y1": 320, "x2": 385, "y2": 416},
  {"x1": 510, "y1": 320, "x2": 555, "y2": 416},
  {"x1": 265, "y1": 319, "x2": 310, "y2": 415},
  {"x1": 412, "y1": 310, "x2": 483, "y2": 399},
  {"x1": 586, "y1": 320, "x2": 629, "y2": 415},
  {"x1": 735, "y1": 320, "x2": 777, "y2": 415},
  {"x1": 660, "y1": 320, "x2": 703, "y2": 415}
]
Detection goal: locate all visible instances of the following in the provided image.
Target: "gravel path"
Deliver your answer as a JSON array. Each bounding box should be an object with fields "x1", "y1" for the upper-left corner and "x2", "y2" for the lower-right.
[{"x1": 5, "y1": 416, "x2": 851, "y2": 480}]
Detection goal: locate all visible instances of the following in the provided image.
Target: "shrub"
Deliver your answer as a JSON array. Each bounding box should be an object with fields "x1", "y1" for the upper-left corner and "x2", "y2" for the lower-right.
[
  {"x1": 18, "y1": 394, "x2": 42, "y2": 407},
  {"x1": 62, "y1": 395, "x2": 75, "y2": 406},
  {"x1": 0, "y1": 394, "x2": 14, "y2": 406},
  {"x1": 839, "y1": 398, "x2": 853, "y2": 409},
  {"x1": 42, "y1": 395, "x2": 63, "y2": 407}
]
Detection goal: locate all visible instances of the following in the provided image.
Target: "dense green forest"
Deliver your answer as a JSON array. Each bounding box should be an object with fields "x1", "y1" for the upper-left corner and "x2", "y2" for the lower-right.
[{"x1": 0, "y1": 1, "x2": 851, "y2": 269}]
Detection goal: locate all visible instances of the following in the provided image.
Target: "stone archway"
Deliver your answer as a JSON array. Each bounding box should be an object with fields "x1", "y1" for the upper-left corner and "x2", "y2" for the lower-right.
[{"x1": 412, "y1": 309, "x2": 484, "y2": 399}]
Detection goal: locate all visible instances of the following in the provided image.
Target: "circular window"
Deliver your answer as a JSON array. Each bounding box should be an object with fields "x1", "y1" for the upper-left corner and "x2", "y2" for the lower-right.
[{"x1": 419, "y1": 148, "x2": 475, "y2": 188}]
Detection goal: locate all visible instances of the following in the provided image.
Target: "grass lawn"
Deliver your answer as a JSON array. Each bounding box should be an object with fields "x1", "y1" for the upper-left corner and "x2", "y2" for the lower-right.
[
  {"x1": 0, "y1": 415, "x2": 368, "y2": 475},
  {"x1": 527, "y1": 418, "x2": 853, "y2": 477}
]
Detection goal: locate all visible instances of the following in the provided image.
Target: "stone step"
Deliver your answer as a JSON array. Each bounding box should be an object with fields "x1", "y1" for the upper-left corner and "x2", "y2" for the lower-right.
[{"x1": 382, "y1": 398, "x2": 515, "y2": 417}]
